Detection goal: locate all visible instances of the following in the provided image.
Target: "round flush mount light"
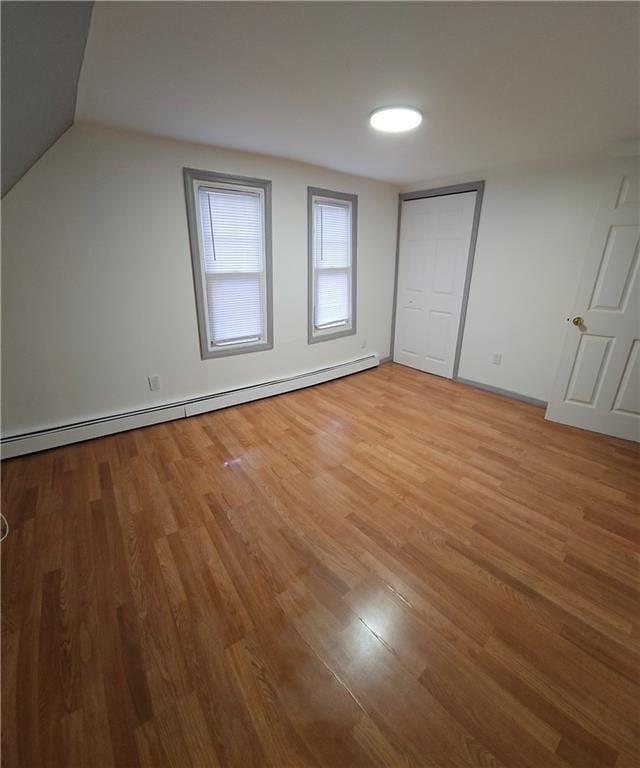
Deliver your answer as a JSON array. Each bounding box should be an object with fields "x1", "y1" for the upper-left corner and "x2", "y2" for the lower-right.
[{"x1": 369, "y1": 106, "x2": 423, "y2": 133}]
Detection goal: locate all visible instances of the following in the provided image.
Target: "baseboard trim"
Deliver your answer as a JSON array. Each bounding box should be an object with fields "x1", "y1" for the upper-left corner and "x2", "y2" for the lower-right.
[
  {"x1": 1, "y1": 354, "x2": 379, "y2": 458},
  {"x1": 455, "y1": 377, "x2": 547, "y2": 408}
]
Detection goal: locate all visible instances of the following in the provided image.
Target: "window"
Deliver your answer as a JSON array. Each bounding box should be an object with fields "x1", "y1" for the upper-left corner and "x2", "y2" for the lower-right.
[
  {"x1": 308, "y1": 187, "x2": 357, "y2": 343},
  {"x1": 184, "y1": 168, "x2": 273, "y2": 358}
]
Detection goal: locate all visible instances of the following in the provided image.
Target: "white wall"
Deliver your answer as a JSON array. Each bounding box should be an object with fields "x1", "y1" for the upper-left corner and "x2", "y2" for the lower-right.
[
  {"x1": 1, "y1": 123, "x2": 398, "y2": 436},
  {"x1": 403, "y1": 154, "x2": 613, "y2": 402},
  {"x1": 2, "y1": 119, "x2": 621, "y2": 438}
]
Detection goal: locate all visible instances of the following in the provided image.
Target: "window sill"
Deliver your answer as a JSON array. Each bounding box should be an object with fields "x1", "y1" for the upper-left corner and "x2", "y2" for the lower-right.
[
  {"x1": 201, "y1": 339, "x2": 273, "y2": 359},
  {"x1": 308, "y1": 325, "x2": 356, "y2": 344}
]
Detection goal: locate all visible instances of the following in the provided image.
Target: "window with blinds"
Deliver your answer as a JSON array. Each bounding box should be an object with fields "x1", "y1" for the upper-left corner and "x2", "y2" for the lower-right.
[
  {"x1": 308, "y1": 188, "x2": 357, "y2": 343},
  {"x1": 184, "y1": 169, "x2": 272, "y2": 359}
]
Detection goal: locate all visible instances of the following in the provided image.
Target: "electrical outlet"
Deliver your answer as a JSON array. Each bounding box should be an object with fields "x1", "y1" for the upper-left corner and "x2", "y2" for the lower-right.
[
  {"x1": 148, "y1": 375, "x2": 161, "y2": 391},
  {"x1": 361, "y1": 338, "x2": 367, "y2": 349},
  {"x1": 491, "y1": 353, "x2": 502, "y2": 366}
]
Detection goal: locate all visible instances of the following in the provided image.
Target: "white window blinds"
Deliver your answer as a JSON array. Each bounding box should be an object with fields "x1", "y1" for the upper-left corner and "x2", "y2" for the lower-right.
[
  {"x1": 197, "y1": 184, "x2": 267, "y2": 347},
  {"x1": 312, "y1": 197, "x2": 353, "y2": 331}
]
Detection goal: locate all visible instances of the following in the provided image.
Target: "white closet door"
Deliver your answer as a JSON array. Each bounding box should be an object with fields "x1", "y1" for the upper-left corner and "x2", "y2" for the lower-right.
[{"x1": 393, "y1": 191, "x2": 476, "y2": 378}]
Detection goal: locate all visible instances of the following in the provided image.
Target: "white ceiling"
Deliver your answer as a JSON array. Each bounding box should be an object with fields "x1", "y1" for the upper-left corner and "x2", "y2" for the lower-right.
[{"x1": 77, "y1": 2, "x2": 639, "y2": 185}]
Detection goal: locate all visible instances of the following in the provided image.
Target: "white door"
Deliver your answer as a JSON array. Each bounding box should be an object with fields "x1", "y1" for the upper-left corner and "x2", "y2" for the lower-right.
[
  {"x1": 546, "y1": 159, "x2": 640, "y2": 442},
  {"x1": 394, "y1": 191, "x2": 477, "y2": 378}
]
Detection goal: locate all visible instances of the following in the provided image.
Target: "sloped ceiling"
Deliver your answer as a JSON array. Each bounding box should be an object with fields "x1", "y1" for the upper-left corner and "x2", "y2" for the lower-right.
[
  {"x1": 76, "y1": 2, "x2": 639, "y2": 184},
  {"x1": 1, "y1": 1, "x2": 93, "y2": 196}
]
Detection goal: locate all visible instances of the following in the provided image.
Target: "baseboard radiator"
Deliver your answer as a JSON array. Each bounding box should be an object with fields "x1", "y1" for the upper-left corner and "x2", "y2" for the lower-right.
[{"x1": 1, "y1": 354, "x2": 379, "y2": 459}]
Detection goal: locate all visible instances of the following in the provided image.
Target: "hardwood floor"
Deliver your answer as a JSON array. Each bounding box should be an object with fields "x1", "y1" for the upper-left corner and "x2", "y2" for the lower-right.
[{"x1": 2, "y1": 362, "x2": 639, "y2": 768}]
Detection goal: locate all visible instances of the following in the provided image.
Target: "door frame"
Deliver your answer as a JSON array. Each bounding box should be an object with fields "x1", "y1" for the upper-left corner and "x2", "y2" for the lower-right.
[{"x1": 390, "y1": 180, "x2": 485, "y2": 379}]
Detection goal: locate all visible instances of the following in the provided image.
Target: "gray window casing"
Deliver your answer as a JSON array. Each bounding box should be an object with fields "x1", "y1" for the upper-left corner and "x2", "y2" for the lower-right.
[
  {"x1": 307, "y1": 186, "x2": 357, "y2": 344},
  {"x1": 183, "y1": 168, "x2": 274, "y2": 359}
]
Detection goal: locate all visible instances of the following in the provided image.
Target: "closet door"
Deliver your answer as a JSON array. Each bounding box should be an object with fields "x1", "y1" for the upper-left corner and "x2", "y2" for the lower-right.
[{"x1": 394, "y1": 191, "x2": 477, "y2": 378}]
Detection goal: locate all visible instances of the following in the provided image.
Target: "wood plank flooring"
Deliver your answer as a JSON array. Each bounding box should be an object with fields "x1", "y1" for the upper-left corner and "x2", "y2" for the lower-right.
[{"x1": 2, "y1": 362, "x2": 639, "y2": 768}]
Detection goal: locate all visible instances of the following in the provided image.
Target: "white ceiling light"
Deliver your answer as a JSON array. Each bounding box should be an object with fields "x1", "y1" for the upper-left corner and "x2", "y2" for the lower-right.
[{"x1": 369, "y1": 106, "x2": 422, "y2": 133}]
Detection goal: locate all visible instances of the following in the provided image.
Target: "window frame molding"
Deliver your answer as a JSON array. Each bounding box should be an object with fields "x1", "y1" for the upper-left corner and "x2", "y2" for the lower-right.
[
  {"x1": 183, "y1": 167, "x2": 274, "y2": 360},
  {"x1": 307, "y1": 186, "x2": 358, "y2": 345}
]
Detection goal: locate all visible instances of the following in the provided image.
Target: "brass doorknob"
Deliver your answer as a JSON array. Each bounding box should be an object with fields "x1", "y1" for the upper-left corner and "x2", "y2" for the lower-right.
[{"x1": 572, "y1": 316, "x2": 584, "y2": 327}]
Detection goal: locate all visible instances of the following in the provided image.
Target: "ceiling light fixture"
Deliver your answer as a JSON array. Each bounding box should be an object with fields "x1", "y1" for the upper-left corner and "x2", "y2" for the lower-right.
[{"x1": 369, "y1": 106, "x2": 422, "y2": 133}]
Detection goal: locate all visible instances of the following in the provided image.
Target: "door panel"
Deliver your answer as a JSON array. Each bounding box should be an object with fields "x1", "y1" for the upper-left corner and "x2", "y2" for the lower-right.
[
  {"x1": 589, "y1": 225, "x2": 640, "y2": 310},
  {"x1": 405, "y1": 242, "x2": 428, "y2": 286},
  {"x1": 613, "y1": 340, "x2": 640, "y2": 415},
  {"x1": 425, "y1": 310, "x2": 453, "y2": 363},
  {"x1": 394, "y1": 191, "x2": 477, "y2": 378},
  {"x1": 433, "y1": 239, "x2": 460, "y2": 295},
  {"x1": 616, "y1": 172, "x2": 639, "y2": 208},
  {"x1": 546, "y1": 160, "x2": 640, "y2": 441},
  {"x1": 397, "y1": 306, "x2": 422, "y2": 357},
  {"x1": 565, "y1": 335, "x2": 613, "y2": 405}
]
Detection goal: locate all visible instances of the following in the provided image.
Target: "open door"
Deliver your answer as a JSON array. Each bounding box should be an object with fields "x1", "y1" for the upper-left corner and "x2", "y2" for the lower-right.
[{"x1": 546, "y1": 159, "x2": 640, "y2": 441}]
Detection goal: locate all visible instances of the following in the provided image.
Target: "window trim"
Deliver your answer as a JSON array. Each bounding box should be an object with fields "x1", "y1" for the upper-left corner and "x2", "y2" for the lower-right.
[
  {"x1": 183, "y1": 168, "x2": 273, "y2": 359},
  {"x1": 307, "y1": 186, "x2": 357, "y2": 344}
]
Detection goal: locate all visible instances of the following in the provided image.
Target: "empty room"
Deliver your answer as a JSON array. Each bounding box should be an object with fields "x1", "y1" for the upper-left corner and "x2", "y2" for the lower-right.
[{"x1": 1, "y1": 1, "x2": 639, "y2": 766}]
